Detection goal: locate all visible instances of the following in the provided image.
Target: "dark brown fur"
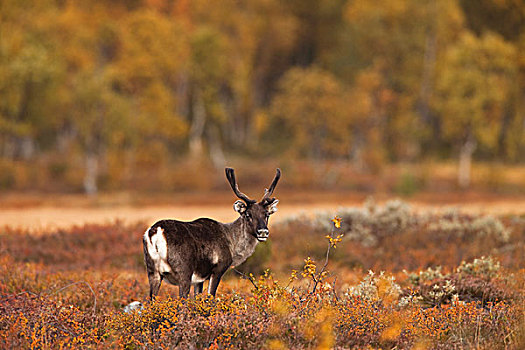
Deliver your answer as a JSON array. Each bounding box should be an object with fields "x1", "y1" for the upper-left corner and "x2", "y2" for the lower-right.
[{"x1": 143, "y1": 168, "x2": 280, "y2": 298}]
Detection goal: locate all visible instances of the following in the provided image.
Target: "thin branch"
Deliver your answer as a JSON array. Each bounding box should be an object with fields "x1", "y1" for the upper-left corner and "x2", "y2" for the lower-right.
[
  {"x1": 233, "y1": 268, "x2": 259, "y2": 290},
  {"x1": 311, "y1": 240, "x2": 333, "y2": 294},
  {"x1": 2, "y1": 280, "x2": 98, "y2": 318},
  {"x1": 0, "y1": 290, "x2": 38, "y2": 301},
  {"x1": 48, "y1": 281, "x2": 97, "y2": 316},
  {"x1": 332, "y1": 277, "x2": 339, "y2": 302}
]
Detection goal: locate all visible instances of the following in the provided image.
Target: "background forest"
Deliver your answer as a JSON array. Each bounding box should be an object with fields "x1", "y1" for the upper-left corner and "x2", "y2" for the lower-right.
[{"x1": 1, "y1": 0, "x2": 524, "y2": 194}]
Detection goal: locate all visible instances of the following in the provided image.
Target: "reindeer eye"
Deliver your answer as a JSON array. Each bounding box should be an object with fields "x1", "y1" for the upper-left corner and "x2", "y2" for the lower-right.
[{"x1": 245, "y1": 213, "x2": 251, "y2": 219}]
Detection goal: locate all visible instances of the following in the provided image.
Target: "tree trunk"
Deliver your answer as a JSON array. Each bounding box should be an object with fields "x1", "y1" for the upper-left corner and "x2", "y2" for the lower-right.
[
  {"x1": 20, "y1": 136, "x2": 35, "y2": 159},
  {"x1": 458, "y1": 135, "x2": 476, "y2": 189},
  {"x1": 83, "y1": 152, "x2": 99, "y2": 195},
  {"x1": 189, "y1": 91, "x2": 206, "y2": 158},
  {"x1": 57, "y1": 123, "x2": 77, "y2": 154},
  {"x1": 176, "y1": 72, "x2": 190, "y2": 118},
  {"x1": 350, "y1": 130, "x2": 365, "y2": 172},
  {"x1": 207, "y1": 125, "x2": 226, "y2": 170}
]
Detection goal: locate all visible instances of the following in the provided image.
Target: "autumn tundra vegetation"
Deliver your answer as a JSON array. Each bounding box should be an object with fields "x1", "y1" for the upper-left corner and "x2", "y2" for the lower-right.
[{"x1": 1, "y1": 199, "x2": 524, "y2": 349}]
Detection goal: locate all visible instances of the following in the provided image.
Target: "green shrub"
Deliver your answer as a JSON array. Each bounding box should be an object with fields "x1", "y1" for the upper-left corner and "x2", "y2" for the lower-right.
[
  {"x1": 234, "y1": 240, "x2": 272, "y2": 276},
  {"x1": 394, "y1": 171, "x2": 421, "y2": 196}
]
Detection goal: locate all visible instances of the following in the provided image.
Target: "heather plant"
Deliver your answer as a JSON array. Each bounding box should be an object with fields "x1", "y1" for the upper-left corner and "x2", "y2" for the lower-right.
[
  {"x1": 0, "y1": 294, "x2": 105, "y2": 349},
  {"x1": 405, "y1": 255, "x2": 519, "y2": 309},
  {"x1": 0, "y1": 221, "x2": 146, "y2": 271}
]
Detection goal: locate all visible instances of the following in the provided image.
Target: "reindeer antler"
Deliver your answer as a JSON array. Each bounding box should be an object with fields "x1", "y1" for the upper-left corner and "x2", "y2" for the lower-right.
[
  {"x1": 261, "y1": 168, "x2": 281, "y2": 202},
  {"x1": 225, "y1": 168, "x2": 256, "y2": 204}
]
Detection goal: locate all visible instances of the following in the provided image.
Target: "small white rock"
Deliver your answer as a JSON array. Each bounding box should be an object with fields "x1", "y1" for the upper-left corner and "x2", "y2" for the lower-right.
[{"x1": 123, "y1": 301, "x2": 143, "y2": 313}]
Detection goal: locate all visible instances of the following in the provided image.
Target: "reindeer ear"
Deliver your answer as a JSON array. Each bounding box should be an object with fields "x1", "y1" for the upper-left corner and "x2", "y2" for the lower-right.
[
  {"x1": 267, "y1": 199, "x2": 279, "y2": 214},
  {"x1": 233, "y1": 200, "x2": 247, "y2": 214}
]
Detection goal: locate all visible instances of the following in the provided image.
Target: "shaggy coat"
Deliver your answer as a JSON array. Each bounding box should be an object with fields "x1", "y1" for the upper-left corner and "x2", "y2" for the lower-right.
[{"x1": 143, "y1": 168, "x2": 280, "y2": 298}]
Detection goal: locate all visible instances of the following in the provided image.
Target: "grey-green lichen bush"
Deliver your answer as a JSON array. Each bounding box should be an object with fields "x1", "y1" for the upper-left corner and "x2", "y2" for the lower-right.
[
  {"x1": 344, "y1": 270, "x2": 402, "y2": 302},
  {"x1": 405, "y1": 266, "x2": 445, "y2": 285},
  {"x1": 427, "y1": 211, "x2": 510, "y2": 242},
  {"x1": 280, "y1": 199, "x2": 511, "y2": 247},
  {"x1": 456, "y1": 256, "x2": 501, "y2": 279}
]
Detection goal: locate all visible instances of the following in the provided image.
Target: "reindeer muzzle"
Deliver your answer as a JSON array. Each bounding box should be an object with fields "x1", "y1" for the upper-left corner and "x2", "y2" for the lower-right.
[{"x1": 256, "y1": 228, "x2": 269, "y2": 242}]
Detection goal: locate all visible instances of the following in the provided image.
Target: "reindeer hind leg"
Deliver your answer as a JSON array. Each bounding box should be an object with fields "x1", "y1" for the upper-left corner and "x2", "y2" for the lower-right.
[
  {"x1": 148, "y1": 273, "x2": 163, "y2": 300},
  {"x1": 144, "y1": 240, "x2": 163, "y2": 299}
]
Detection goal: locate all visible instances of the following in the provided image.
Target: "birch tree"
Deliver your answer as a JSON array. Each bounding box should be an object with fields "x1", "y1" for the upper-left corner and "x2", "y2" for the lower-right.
[{"x1": 434, "y1": 32, "x2": 517, "y2": 188}]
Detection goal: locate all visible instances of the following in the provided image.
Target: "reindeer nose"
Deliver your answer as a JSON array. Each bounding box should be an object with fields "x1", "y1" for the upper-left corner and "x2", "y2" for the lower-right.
[{"x1": 257, "y1": 228, "x2": 269, "y2": 237}]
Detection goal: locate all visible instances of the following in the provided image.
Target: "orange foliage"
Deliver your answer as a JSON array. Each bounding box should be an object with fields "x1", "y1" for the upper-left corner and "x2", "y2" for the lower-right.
[{"x1": 0, "y1": 212, "x2": 524, "y2": 348}]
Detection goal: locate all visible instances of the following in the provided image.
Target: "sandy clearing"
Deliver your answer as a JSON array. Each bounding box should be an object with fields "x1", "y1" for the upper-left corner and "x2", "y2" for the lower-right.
[
  {"x1": 0, "y1": 203, "x2": 336, "y2": 232},
  {"x1": 1, "y1": 197, "x2": 524, "y2": 232}
]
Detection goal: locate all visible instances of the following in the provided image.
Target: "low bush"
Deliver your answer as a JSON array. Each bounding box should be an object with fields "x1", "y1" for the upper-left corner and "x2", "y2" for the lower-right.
[
  {"x1": 0, "y1": 221, "x2": 146, "y2": 271},
  {"x1": 1, "y1": 261, "x2": 521, "y2": 349},
  {"x1": 274, "y1": 199, "x2": 524, "y2": 271}
]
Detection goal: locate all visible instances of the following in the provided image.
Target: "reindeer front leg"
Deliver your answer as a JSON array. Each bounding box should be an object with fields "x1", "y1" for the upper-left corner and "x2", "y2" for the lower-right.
[
  {"x1": 208, "y1": 263, "x2": 230, "y2": 296},
  {"x1": 177, "y1": 267, "x2": 193, "y2": 298},
  {"x1": 207, "y1": 274, "x2": 222, "y2": 296},
  {"x1": 194, "y1": 282, "x2": 204, "y2": 296},
  {"x1": 179, "y1": 279, "x2": 191, "y2": 298}
]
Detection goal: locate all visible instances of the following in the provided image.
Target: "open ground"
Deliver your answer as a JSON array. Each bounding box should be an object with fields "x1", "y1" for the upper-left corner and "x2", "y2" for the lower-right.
[{"x1": 1, "y1": 191, "x2": 525, "y2": 232}]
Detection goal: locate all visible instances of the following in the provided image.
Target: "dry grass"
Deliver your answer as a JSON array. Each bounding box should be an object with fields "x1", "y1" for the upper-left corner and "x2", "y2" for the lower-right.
[{"x1": 1, "y1": 190, "x2": 525, "y2": 233}]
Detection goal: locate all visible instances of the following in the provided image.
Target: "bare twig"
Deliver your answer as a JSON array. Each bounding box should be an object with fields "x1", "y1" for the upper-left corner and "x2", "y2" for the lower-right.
[
  {"x1": 0, "y1": 290, "x2": 38, "y2": 301},
  {"x1": 332, "y1": 277, "x2": 339, "y2": 302},
  {"x1": 48, "y1": 281, "x2": 97, "y2": 316},
  {"x1": 311, "y1": 236, "x2": 333, "y2": 294},
  {"x1": 2, "y1": 280, "x2": 97, "y2": 317},
  {"x1": 233, "y1": 268, "x2": 259, "y2": 290}
]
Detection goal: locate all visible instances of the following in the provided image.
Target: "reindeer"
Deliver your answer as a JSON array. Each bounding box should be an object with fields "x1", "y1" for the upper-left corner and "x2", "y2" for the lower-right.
[{"x1": 143, "y1": 167, "x2": 281, "y2": 299}]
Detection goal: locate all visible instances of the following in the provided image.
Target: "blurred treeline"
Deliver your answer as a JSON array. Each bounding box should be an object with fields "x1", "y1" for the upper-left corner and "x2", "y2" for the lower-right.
[{"x1": 1, "y1": 0, "x2": 524, "y2": 194}]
